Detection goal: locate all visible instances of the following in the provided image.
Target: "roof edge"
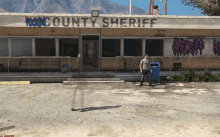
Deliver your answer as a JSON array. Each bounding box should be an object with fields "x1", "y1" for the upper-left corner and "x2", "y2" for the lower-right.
[{"x1": 0, "y1": 13, "x2": 217, "y2": 19}]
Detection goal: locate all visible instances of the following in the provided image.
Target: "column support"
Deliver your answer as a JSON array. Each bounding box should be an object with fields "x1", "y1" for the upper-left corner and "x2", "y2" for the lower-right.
[
  {"x1": 32, "y1": 38, "x2": 36, "y2": 56},
  {"x1": 55, "y1": 37, "x2": 59, "y2": 56},
  {"x1": 99, "y1": 28, "x2": 101, "y2": 71},
  {"x1": 120, "y1": 38, "x2": 124, "y2": 56},
  {"x1": 79, "y1": 28, "x2": 82, "y2": 71},
  {"x1": 8, "y1": 38, "x2": 12, "y2": 57},
  {"x1": 142, "y1": 38, "x2": 145, "y2": 56}
]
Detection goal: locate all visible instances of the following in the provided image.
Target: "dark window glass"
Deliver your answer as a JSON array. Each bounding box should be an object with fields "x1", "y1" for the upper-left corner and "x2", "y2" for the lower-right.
[
  {"x1": 82, "y1": 36, "x2": 99, "y2": 40},
  {"x1": 102, "y1": 39, "x2": 120, "y2": 57},
  {"x1": 12, "y1": 38, "x2": 32, "y2": 56},
  {"x1": 145, "y1": 39, "x2": 163, "y2": 56},
  {"x1": 35, "y1": 39, "x2": 55, "y2": 56},
  {"x1": 0, "y1": 38, "x2": 9, "y2": 56},
  {"x1": 59, "y1": 39, "x2": 78, "y2": 57},
  {"x1": 124, "y1": 39, "x2": 142, "y2": 56}
]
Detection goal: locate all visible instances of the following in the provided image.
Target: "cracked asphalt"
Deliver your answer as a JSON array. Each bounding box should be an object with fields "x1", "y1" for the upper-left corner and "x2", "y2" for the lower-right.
[{"x1": 0, "y1": 82, "x2": 220, "y2": 137}]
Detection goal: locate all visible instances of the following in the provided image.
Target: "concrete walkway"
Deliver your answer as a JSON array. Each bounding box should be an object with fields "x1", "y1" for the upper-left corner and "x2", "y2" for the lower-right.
[
  {"x1": 0, "y1": 70, "x2": 219, "y2": 82},
  {"x1": 1, "y1": 70, "x2": 219, "y2": 77}
]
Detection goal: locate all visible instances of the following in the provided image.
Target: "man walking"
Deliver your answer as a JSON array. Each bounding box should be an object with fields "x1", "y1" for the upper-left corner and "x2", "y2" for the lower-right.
[{"x1": 140, "y1": 54, "x2": 154, "y2": 87}]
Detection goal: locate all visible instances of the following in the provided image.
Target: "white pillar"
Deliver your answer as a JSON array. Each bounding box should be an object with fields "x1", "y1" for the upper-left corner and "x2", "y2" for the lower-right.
[
  {"x1": 142, "y1": 39, "x2": 145, "y2": 56},
  {"x1": 32, "y1": 38, "x2": 35, "y2": 56},
  {"x1": 55, "y1": 37, "x2": 59, "y2": 56},
  {"x1": 8, "y1": 38, "x2": 12, "y2": 57},
  {"x1": 130, "y1": 0, "x2": 132, "y2": 15},
  {"x1": 120, "y1": 38, "x2": 124, "y2": 56}
]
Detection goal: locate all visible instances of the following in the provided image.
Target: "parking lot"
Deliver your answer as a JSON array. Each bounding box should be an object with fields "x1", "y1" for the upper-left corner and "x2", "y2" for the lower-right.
[{"x1": 0, "y1": 82, "x2": 220, "y2": 137}]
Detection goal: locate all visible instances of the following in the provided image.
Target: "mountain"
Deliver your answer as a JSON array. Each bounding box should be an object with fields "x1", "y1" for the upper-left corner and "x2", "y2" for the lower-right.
[{"x1": 0, "y1": 0, "x2": 148, "y2": 15}]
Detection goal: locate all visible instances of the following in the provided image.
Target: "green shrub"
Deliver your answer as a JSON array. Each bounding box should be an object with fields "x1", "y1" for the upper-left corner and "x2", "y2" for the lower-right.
[
  {"x1": 192, "y1": 73, "x2": 199, "y2": 82},
  {"x1": 180, "y1": 69, "x2": 197, "y2": 82},
  {"x1": 170, "y1": 74, "x2": 181, "y2": 81},
  {"x1": 181, "y1": 69, "x2": 189, "y2": 82},
  {"x1": 185, "y1": 71, "x2": 190, "y2": 82},
  {"x1": 198, "y1": 74, "x2": 206, "y2": 82},
  {"x1": 218, "y1": 74, "x2": 220, "y2": 81},
  {"x1": 170, "y1": 70, "x2": 220, "y2": 82},
  {"x1": 170, "y1": 75, "x2": 175, "y2": 81},
  {"x1": 176, "y1": 76, "x2": 182, "y2": 81},
  {"x1": 207, "y1": 74, "x2": 219, "y2": 82},
  {"x1": 179, "y1": 74, "x2": 185, "y2": 82}
]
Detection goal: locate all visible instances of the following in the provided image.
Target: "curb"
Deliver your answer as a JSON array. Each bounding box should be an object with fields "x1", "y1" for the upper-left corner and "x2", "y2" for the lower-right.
[
  {"x1": 0, "y1": 81, "x2": 30, "y2": 85},
  {"x1": 63, "y1": 81, "x2": 125, "y2": 85}
]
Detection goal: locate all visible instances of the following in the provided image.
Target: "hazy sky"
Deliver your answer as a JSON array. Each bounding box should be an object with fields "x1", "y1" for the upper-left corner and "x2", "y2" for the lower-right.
[{"x1": 108, "y1": 0, "x2": 204, "y2": 16}]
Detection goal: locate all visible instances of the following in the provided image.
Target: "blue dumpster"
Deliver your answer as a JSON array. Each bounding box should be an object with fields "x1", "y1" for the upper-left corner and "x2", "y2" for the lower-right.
[{"x1": 146, "y1": 62, "x2": 160, "y2": 83}]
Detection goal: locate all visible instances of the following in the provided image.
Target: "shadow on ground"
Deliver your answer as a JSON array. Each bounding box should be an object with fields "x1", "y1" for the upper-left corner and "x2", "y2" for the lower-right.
[
  {"x1": 0, "y1": 126, "x2": 16, "y2": 132},
  {"x1": 136, "y1": 83, "x2": 171, "y2": 87},
  {"x1": 71, "y1": 105, "x2": 122, "y2": 112}
]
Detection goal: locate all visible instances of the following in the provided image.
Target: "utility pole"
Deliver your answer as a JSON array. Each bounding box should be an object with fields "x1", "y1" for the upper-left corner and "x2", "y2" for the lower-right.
[
  {"x1": 165, "y1": 0, "x2": 167, "y2": 15},
  {"x1": 148, "y1": 0, "x2": 151, "y2": 15},
  {"x1": 130, "y1": 0, "x2": 132, "y2": 15},
  {"x1": 151, "y1": 0, "x2": 154, "y2": 14}
]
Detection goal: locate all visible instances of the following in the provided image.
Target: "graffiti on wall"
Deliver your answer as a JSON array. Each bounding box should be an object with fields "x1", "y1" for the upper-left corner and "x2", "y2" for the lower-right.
[
  {"x1": 213, "y1": 39, "x2": 220, "y2": 56},
  {"x1": 26, "y1": 17, "x2": 46, "y2": 27},
  {"x1": 172, "y1": 37, "x2": 204, "y2": 56}
]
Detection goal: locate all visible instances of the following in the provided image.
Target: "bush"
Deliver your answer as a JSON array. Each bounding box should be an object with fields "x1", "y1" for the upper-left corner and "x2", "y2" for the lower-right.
[
  {"x1": 198, "y1": 74, "x2": 206, "y2": 82},
  {"x1": 179, "y1": 74, "x2": 185, "y2": 82},
  {"x1": 207, "y1": 74, "x2": 219, "y2": 82},
  {"x1": 180, "y1": 69, "x2": 198, "y2": 82},
  {"x1": 218, "y1": 74, "x2": 220, "y2": 81},
  {"x1": 170, "y1": 69, "x2": 220, "y2": 82},
  {"x1": 170, "y1": 74, "x2": 176, "y2": 81},
  {"x1": 189, "y1": 70, "x2": 197, "y2": 82},
  {"x1": 181, "y1": 69, "x2": 188, "y2": 82}
]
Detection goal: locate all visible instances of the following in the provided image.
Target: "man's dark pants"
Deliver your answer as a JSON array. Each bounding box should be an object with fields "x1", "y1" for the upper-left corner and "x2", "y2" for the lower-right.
[{"x1": 140, "y1": 70, "x2": 152, "y2": 86}]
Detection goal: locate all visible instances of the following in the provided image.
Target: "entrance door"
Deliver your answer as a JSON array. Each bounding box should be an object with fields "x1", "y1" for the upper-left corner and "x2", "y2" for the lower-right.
[{"x1": 82, "y1": 40, "x2": 99, "y2": 71}]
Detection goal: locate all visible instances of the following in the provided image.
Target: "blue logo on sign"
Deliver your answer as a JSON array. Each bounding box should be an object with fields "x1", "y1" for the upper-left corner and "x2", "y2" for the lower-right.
[{"x1": 26, "y1": 17, "x2": 46, "y2": 27}]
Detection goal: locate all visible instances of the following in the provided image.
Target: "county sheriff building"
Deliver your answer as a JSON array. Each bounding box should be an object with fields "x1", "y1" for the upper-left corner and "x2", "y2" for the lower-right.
[{"x1": 0, "y1": 12, "x2": 219, "y2": 71}]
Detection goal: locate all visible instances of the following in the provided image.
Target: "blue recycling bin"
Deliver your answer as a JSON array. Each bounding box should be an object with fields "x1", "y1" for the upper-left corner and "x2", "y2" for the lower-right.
[{"x1": 146, "y1": 62, "x2": 160, "y2": 83}]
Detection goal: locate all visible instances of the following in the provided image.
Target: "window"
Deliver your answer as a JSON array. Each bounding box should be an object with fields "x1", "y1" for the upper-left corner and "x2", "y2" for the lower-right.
[
  {"x1": 59, "y1": 39, "x2": 78, "y2": 57},
  {"x1": 102, "y1": 39, "x2": 120, "y2": 57},
  {"x1": 145, "y1": 39, "x2": 163, "y2": 56},
  {"x1": 35, "y1": 38, "x2": 55, "y2": 56},
  {"x1": 0, "y1": 38, "x2": 8, "y2": 56},
  {"x1": 124, "y1": 39, "x2": 142, "y2": 56},
  {"x1": 12, "y1": 38, "x2": 32, "y2": 56}
]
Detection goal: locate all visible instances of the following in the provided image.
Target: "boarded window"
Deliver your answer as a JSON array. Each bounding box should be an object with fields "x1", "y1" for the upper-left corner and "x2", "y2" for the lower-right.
[
  {"x1": 36, "y1": 38, "x2": 55, "y2": 56},
  {"x1": 124, "y1": 39, "x2": 142, "y2": 56},
  {"x1": 102, "y1": 39, "x2": 120, "y2": 57},
  {"x1": 145, "y1": 39, "x2": 163, "y2": 56},
  {"x1": 0, "y1": 38, "x2": 8, "y2": 56},
  {"x1": 59, "y1": 39, "x2": 79, "y2": 57},
  {"x1": 12, "y1": 38, "x2": 32, "y2": 56}
]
